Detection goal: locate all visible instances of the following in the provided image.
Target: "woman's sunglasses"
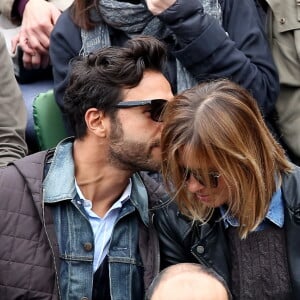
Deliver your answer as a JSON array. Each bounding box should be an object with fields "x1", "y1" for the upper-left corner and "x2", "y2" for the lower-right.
[
  {"x1": 183, "y1": 168, "x2": 221, "y2": 188},
  {"x1": 113, "y1": 99, "x2": 167, "y2": 122}
]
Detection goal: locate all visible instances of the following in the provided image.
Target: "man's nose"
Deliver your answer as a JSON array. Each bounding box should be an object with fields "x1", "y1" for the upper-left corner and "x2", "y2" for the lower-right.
[{"x1": 156, "y1": 121, "x2": 164, "y2": 132}]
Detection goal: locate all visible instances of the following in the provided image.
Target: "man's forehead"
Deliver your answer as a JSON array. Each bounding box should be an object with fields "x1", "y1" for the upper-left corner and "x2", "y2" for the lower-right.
[{"x1": 121, "y1": 70, "x2": 173, "y2": 102}]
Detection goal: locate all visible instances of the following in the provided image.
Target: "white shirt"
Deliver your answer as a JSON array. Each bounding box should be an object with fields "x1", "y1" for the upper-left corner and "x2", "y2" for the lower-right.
[{"x1": 75, "y1": 179, "x2": 132, "y2": 272}]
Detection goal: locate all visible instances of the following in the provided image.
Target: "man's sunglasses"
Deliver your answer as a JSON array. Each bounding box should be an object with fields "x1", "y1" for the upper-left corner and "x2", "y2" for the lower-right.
[
  {"x1": 113, "y1": 99, "x2": 167, "y2": 122},
  {"x1": 183, "y1": 168, "x2": 221, "y2": 188}
]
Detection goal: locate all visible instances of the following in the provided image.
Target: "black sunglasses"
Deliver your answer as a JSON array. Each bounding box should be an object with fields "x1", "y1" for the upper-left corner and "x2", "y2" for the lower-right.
[
  {"x1": 183, "y1": 168, "x2": 221, "y2": 188},
  {"x1": 113, "y1": 99, "x2": 167, "y2": 122}
]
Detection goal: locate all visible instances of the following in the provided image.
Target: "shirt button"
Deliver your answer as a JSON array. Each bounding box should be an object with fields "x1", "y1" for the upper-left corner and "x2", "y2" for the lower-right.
[
  {"x1": 280, "y1": 17, "x2": 286, "y2": 24},
  {"x1": 196, "y1": 245, "x2": 205, "y2": 254},
  {"x1": 83, "y1": 242, "x2": 93, "y2": 251}
]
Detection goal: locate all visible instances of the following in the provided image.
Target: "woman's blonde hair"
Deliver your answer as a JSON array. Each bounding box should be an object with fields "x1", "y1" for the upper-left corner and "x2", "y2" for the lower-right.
[{"x1": 161, "y1": 79, "x2": 292, "y2": 238}]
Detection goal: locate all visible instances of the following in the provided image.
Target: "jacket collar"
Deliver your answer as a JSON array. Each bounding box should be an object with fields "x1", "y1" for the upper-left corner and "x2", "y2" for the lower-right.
[
  {"x1": 43, "y1": 138, "x2": 76, "y2": 203},
  {"x1": 128, "y1": 172, "x2": 149, "y2": 227},
  {"x1": 220, "y1": 187, "x2": 284, "y2": 229},
  {"x1": 43, "y1": 138, "x2": 149, "y2": 226}
]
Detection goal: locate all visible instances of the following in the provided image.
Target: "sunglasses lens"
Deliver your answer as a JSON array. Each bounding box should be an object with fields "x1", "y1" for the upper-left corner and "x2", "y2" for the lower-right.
[
  {"x1": 184, "y1": 168, "x2": 219, "y2": 188},
  {"x1": 151, "y1": 100, "x2": 166, "y2": 122},
  {"x1": 209, "y1": 174, "x2": 219, "y2": 188},
  {"x1": 185, "y1": 169, "x2": 205, "y2": 186},
  {"x1": 192, "y1": 171, "x2": 205, "y2": 186}
]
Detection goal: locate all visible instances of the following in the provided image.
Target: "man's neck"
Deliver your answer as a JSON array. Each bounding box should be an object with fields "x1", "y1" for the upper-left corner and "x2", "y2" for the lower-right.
[{"x1": 73, "y1": 139, "x2": 132, "y2": 217}]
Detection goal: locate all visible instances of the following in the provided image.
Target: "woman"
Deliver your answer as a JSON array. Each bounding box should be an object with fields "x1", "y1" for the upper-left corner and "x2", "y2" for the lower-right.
[
  {"x1": 156, "y1": 79, "x2": 300, "y2": 299},
  {"x1": 49, "y1": 0, "x2": 279, "y2": 135}
]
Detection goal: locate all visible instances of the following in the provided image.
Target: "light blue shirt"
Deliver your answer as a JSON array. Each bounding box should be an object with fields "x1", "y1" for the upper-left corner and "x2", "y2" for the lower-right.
[
  {"x1": 220, "y1": 188, "x2": 284, "y2": 231},
  {"x1": 75, "y1": 179, "x2": 131, "y2": 272}
]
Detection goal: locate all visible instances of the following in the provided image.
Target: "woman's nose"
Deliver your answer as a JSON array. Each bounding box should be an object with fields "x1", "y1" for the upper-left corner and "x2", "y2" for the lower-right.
[{"x1": 186, "y1": 175, "x2": 205, "y2": 193}]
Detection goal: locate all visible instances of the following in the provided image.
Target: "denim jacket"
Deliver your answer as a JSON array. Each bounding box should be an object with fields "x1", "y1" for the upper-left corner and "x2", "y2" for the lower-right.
[
  {"x1": 0, "y1": 140, "x2": 164, "y2": 299},
  {"x1": 43, "y1": 139, "x2": 160, "y2": 300}
]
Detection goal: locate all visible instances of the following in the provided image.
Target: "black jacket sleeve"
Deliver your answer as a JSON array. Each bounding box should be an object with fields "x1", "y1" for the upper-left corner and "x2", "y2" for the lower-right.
[
  {"x1": 49, "y1": 10, "x2": 82, "y2": 133},
  {"x1": 158, "y1": 0, "x2": 279, "y2": 116}
]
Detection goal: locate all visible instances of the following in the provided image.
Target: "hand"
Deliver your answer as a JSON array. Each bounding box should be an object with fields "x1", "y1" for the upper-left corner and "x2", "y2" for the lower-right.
[
  {"x1": 144, "y1": 0, "x2": 176, "y2": 15},
  {"x1": 22, "y1": 50, "x2": 50, "y2": 69},
  {"x1": 11, "y1": 0, "x2": 61, "y2": 69}
]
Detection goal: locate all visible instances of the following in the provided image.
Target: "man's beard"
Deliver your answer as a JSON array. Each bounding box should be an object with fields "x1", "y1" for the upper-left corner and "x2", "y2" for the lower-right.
[{"x1": 108, "y1": 116, "x2": 161, "y2": 172}]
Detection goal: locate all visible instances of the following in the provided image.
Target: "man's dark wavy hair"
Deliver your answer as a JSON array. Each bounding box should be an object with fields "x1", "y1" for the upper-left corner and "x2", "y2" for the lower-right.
[{"x1": 63, "y1": 35, "x2": 167, "y2": 138}]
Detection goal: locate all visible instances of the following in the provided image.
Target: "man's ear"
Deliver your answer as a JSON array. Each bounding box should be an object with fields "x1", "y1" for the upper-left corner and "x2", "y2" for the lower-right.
[{"x1": 85, "y1": 108, "x2": 108, "y2": 138}]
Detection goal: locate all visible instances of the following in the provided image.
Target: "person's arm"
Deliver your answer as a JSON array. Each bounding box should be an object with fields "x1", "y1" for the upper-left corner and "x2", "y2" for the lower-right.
[
  {"x1": 146, "y1": 0, "x2": 279, "y2": 116},
  {"x1": 11, "y1": 0, "x2": 28, "y2": 20},
  {"x1": 49, "y1": 9, "x2": 81, "y2": 134},
  {"x1": 0, "y1": 0, "x2": 16, "y2": 21},
  {"x1": 0, "y1": 32, "x2": 27, "y2": 167}
]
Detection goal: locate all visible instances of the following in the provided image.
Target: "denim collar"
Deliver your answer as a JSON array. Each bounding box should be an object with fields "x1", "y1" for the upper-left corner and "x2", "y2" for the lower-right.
[
  {"x1": 130, "y1": 172, "x2": 149, "y2": 226},
  {"x1": 220, "y1": 187, "x2": 284, "y2": 230},
  {"x1": 43, "y1": 139, "x2": 76, "y2": 203},
  {"x1": 43, "y1": 139, "x2": 149, "y2": 226}
]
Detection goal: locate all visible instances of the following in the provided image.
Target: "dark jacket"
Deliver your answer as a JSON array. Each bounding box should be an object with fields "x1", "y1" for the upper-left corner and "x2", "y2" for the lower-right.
[
  {"x1": 154, "y1": 166, "x2": 300, "y2": 299},
  {"x1": 0, "y1": 150, "x2": 166, "y2": 299},
  {"x1": 50, "y1": 0, "x2": 279, "y2": 134}
]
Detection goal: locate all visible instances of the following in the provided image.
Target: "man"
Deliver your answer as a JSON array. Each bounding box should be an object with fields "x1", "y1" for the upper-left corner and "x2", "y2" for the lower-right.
[
  {"x1": 147, "y1": 263, "x2": 231, "y2": 300},
  {"x1": 0, "y1": 31, "x2": 27, "y2": 166},
  {"x1": 0, "y1": 36, "x2": 173, "y2": 299}
]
